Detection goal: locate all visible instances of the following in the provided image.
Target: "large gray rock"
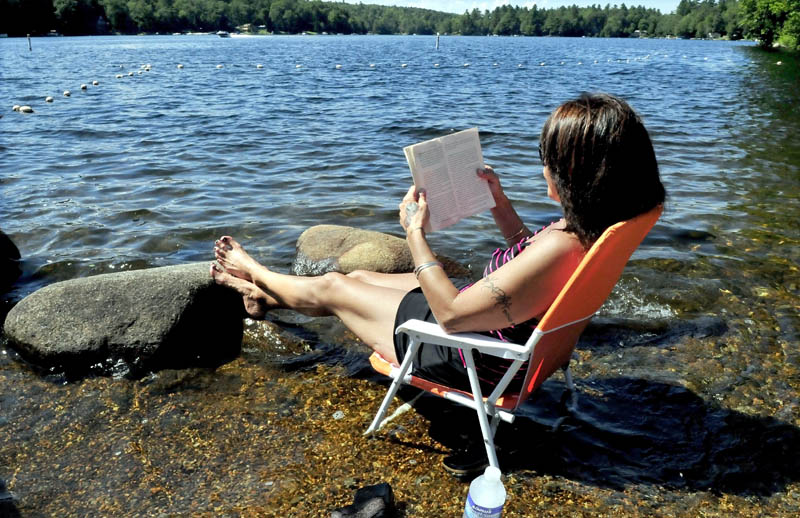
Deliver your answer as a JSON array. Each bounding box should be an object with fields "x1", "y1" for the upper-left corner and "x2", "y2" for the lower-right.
[
  {"x1": 3, "y1": 263, "x2": 243, "y2": 373},
  {"x1": 0, "y1": 230, "x2": 21, "y2": 291},
  {"x1": 292, "y1": 225, "x2": 468, "y2": 278}
]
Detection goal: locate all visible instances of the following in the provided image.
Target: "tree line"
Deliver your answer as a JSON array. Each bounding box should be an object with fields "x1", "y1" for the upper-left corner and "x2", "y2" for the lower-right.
[{"x1": 1, "y1": 0, "x2": 797, "y2": 50}]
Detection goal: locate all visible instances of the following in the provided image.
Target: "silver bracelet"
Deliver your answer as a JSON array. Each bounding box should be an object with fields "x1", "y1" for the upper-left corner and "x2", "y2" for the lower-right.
[{"x1": 414, "y1": 261, "x2": 443, "y2": 279}]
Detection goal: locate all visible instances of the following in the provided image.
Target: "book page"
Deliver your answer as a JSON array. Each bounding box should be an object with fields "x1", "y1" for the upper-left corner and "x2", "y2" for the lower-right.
[
  {"x1": 405, "y1": 139, "x2": 459, "y2": 232},
  {"x1": 440, "y1": 128, "x2": 495, "y2": 218},
  {"x1": 403, "y1": 128, "x2": 494, "y2": 232}
]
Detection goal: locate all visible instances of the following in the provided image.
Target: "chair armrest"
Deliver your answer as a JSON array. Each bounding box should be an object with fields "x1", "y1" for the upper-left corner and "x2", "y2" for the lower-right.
[{"x1": 395, "y1": 319, "x2": 530, "y2": 361}]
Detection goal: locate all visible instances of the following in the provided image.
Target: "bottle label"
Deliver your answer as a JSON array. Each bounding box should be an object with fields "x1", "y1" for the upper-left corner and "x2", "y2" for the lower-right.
[{"x1": 463, "y1": 493, "x2": 504, "y2": 518}]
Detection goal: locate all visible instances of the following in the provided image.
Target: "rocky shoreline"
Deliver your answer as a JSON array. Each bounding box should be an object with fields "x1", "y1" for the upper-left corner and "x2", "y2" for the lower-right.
[{"x1": 1, "y1": 225, "x2": 799, "y2": 517}]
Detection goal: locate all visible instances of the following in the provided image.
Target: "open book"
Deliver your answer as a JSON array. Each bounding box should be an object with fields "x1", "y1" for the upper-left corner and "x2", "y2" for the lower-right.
[{"x1": 403, "y1": 127, "x2": 495, "y2": 232}]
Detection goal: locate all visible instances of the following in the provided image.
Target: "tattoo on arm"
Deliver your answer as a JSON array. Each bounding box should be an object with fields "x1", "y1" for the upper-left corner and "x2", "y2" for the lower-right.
[{"x1": 481, "y1": 276, "x2": 515, "y2": 325}]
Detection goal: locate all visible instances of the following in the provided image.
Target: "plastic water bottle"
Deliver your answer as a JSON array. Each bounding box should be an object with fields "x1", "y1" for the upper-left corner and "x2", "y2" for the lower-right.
[{"x1": 463, "y1": 466, "x2": 506, "y2": 518}]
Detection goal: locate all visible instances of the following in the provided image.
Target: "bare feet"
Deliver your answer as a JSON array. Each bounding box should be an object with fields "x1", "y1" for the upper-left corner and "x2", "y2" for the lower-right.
[
  {"x1": 213, "y1": 236, "x2": 263, "y2": 282},
  {"x1": 210, "y1": 262, "x2": 268, "y2": 319}
]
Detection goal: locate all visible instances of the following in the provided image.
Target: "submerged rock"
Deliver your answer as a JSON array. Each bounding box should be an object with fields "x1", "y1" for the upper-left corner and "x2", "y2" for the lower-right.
[
  {"x1": 3, "y1": 262, "x2": 243, "y2": 373},
  {"x1": 292, "y1": 225, "x2": 468, "y2": 277},
  {"x1": 0, "y1": 230, "x2": 21, "y2": 291},
  {"x1": 330, "y1": 482, "x2": 396, "y2": 518}
]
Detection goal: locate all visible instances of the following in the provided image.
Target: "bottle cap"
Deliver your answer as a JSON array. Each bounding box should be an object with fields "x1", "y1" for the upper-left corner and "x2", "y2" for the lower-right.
[{"x1": 484, "y1": 466, "x2": 501, "y2": 480}]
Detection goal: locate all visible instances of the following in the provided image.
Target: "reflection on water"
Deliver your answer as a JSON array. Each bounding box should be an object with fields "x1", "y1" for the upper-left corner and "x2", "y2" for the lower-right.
[{"x1": 1, "y1": 36, "x2": 799, "y2": 516}]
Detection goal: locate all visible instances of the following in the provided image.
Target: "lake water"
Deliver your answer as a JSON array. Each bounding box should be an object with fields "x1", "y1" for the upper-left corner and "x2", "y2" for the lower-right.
[{"x1": 1, "y1": 35, "x2": 799, "y2": 516}]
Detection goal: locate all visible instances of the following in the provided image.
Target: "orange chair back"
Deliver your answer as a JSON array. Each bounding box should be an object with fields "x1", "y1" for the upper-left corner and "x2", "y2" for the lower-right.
[{"x1": 517, "y1": 205, "x2": 663, "y2": 406}]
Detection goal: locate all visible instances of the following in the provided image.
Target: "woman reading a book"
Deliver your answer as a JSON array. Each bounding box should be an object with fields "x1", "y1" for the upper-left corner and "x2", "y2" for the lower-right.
[{"x1": 211, "y1": 93, "x2": 665, "y2": 393}]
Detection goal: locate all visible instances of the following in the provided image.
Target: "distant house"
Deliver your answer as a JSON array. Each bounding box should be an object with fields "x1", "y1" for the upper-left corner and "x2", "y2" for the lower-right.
[
  {"x1": 708, "y1": 32, "x2": 721, "y2": 39},
  {"x1": 633, "y1": 29, "x2": 648, "y2": 38}
]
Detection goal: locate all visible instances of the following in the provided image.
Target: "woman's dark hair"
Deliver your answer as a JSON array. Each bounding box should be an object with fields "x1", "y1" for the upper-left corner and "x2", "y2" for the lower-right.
[{"x1": 540, "y1": 93, "x2": 665, "y2": 248}]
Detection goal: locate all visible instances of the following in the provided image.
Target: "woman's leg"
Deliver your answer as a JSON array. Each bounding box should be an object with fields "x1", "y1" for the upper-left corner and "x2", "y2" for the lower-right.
[
  {"x1": 347, "y1": 270, "x2": 419, "y2": 291},
  {"x1": 213, "y1": 236, "x2": 406, "y2": 364}
]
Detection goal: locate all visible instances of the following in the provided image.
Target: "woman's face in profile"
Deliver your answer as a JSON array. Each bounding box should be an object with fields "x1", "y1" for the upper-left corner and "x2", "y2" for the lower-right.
[{"x1": 543, "y1": 166, "x2": 560, "y2": 203}]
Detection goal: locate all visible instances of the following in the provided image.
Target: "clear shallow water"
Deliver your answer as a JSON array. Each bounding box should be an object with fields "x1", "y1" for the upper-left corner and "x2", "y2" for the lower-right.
[{"x1": 1, "y1": 35, "x2": 799, "y2": 516}]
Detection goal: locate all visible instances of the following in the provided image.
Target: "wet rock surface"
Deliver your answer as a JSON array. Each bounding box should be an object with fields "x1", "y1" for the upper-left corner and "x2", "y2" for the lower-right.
[
  {"x1": 2, "y1": 263, "x2": 243, "y2": 374},
  {"x1": 292, "y1": 225, "x2": 468, "y2": 278},
  {"x1": 330, "y1": 483, "x2": 396, "y2": 518}
]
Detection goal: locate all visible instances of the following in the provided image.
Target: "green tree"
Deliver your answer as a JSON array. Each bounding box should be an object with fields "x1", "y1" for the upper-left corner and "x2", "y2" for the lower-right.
[
  {"x1": 1, "y1": 0, "x2": 58, "y2": 35},
  {"x1": 54, "y1": 0, "x2": 102, "y2": 34},
  {"x1": 740, "y1": 0, "x2": 796, "y2": 48},
  {"x1": 494, "y1": 8, "x2": 519, "y2": 35}
]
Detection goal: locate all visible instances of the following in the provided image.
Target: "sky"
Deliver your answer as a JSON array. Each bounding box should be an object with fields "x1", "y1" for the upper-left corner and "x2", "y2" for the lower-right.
[{"x1": 343, "y1": 1, "x2": 682, "y2": 15}]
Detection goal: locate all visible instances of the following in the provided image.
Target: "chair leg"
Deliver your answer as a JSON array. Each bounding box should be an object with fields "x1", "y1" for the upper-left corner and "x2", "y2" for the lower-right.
[
  {"x1": 462, "y1": 350, "x2": 500, "y2": 469},
  {"x1": 364, "y1": 340, "x2": 419, "y2": 436}
]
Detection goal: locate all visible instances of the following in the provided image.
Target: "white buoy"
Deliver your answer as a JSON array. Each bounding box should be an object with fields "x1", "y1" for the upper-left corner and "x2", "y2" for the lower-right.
[
  {"x1": 401, "y1": 63, "x2": 408, "y2": 68},
  {"x1": 45, "y1": 96, "x2": 53, "y2": 102},
  {"x1": 216, "y1": 64, "x2": 223, "y2": 69},
  {"x1": 335, "y1": 64, "x2": 342, "y2": 69},
  {"x1": 369, "y1": 63, "x2": 375, "y2": 68},
  {"x1": 578, "y1": 61, "x2": 583, "y2": 65},
  {"x1": 493, "y1": 62, "x2": 498, "y2": 66},
  {"x1": 433, "y1": 63, "x2": 440, "y2": 67},
  {"x1": 295, "y1": 64, "x2": 302, "y2": 68},
  {"x1": 116, "y1": 74, "x2": 123, "y2": 78},
  {"x1": 19, "y1": 105, "x2": 33, "y2": 113},
  {"x1": 92, "y1": 80, "x2": 99, "y2": 86},
  {"x1": 128, "y1": 71, "x2": 134, "y2": 76},
  {"x1": 463, "y1": 63, "x2": 469, "y2": 67},
  {"x1": 177, "y1": 64, "x2": 184, "y2": 69},
  {"x1": 538, "y1": 62, "x2": 544, "y2": 66},
  {"x1": 12, "y1": 105, "x2": 20, "y2": 111},
  {"x1": 137, "y1": 70, "x2": 142, "y2": 75},
  {"x1": 80, "y1": 84, "x2": 87, "y2": 90},
  {"x1": 63, "y1": 90, "x2": 71, "y2": 97},
  {"x1": 256, "y1": 64, "x2": 263, "y2": 68},
  {"x1": 776, "y1": 61, "x2": 783, "y2": 65}
]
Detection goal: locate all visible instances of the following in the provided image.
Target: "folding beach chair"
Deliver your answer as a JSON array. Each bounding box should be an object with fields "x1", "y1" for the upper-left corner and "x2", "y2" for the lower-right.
[{"x1": 365, "y1": 205, "x2": 662, "y2": 470}]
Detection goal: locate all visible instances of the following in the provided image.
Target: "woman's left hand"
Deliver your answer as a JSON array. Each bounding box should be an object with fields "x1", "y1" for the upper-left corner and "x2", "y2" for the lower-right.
[{"x1": 399, "y1": 185, "x2": 429, "y2": 236}]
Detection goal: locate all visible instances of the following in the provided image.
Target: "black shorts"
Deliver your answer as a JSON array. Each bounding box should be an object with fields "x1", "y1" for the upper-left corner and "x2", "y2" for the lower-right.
[
  {"x1": 393, "y1": 285, "x2": 530, "y2": 395},
  {"x1": 392, "y1": 286, "x2": 474, "y2": 392}
]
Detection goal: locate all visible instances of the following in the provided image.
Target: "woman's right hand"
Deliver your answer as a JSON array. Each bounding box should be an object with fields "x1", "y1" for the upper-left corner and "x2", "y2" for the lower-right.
[{"x1": 477, "y1": 165, "x2": 508, "y2": 206}]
